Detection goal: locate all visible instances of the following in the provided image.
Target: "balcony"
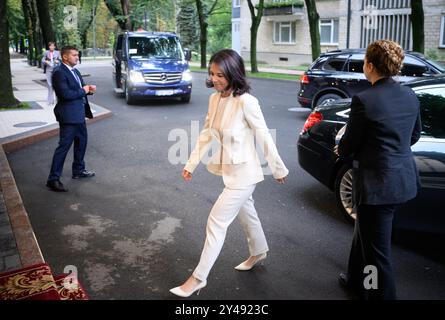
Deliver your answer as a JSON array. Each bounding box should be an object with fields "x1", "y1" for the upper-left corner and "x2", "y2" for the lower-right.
[{"x1": 262, "y1": 1, "x2": 304, "y2": 20}]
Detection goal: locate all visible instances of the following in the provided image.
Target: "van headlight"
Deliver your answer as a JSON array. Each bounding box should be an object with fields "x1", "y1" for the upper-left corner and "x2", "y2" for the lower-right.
[
  {"x1": 182, "y1": 69, "x2": 192, "y2": 82},
  {"x1": 129, "y1": 70, "x2": 145, "y2": 83}
]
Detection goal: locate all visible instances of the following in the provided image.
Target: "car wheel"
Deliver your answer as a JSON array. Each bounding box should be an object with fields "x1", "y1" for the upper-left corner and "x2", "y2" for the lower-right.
[
  {"x1": 125, "y1": 81, "x2": 136, "y2": 105},
  {"x1": 316, "y1": 93, "x2": 342, "y2": 107},
  {"x1": 180, "y1": 93, "x2": 191, "y2": 103},
  {"x1": 335, "y1": 164, "x2": 356, "y2": 224}
]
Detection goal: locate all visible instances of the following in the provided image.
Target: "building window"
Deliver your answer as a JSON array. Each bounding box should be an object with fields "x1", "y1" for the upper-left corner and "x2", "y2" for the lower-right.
[
  {"x1": 233, "y1": 0, "x2": 240, "y2": 7},
  {"x1": 440, "y1": 16, "x2": 445, "y2": 47},
  {"x1": 320, "y1": 19, "x2": 339, "y2": 45},
  {"x1": 273, "y1": 22, "x2": 296, "y2": 44},
  {"x1": 233, "y1": 22, "x2": 240, "y2": 33}
]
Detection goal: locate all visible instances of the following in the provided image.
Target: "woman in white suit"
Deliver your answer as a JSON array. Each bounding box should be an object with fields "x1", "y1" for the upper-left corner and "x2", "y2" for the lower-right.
[{"x1": 170, "y1": 49, "x2": 289, "y2": 297}]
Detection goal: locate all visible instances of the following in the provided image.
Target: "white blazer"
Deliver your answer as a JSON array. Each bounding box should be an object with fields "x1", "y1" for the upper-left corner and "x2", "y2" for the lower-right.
[{"x1": 184, "y1": 92, "x2": 289, "y2": 188}]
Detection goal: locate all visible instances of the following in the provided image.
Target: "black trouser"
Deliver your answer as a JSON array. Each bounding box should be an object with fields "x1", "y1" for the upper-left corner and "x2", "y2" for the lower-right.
[
  {"x1": 347, "y1": 203, "x2": 398, "y2": 300},
  {"x1": 47, "y1": 123, "x2": 87, "y2": 182}
]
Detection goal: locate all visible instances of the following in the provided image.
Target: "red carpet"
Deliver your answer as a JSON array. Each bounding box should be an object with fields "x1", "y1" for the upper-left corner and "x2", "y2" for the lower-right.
[
  {"x1": 0, "y1": 263, "x2": 88, "y2": 300},
  {"x1": 54, "y1": 274, "x2": 89, "y2": 300}
]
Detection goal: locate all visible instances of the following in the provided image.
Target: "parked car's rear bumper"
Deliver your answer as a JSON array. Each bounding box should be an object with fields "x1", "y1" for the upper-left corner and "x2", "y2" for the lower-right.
[
  {"x1": 297, "y1": 95, "x2": 312, "y2": 108},
  {"x1": 298, "y1": 133, "x2": 337, "y2": 189}
]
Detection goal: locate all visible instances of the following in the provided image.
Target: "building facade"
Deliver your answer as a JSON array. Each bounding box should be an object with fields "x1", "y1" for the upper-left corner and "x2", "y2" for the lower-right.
[{"x1": 232, "y1": 0, "x2": 445, "y2": 65}]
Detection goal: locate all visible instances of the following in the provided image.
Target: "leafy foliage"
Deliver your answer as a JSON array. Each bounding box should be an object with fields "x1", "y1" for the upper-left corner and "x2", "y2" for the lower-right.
[
  {"x1": 207, "y1": 0, "x2": 231, "y2": 54},
  {"x1": 177, "y1": 0, "x2": 199, "y2": 51}
]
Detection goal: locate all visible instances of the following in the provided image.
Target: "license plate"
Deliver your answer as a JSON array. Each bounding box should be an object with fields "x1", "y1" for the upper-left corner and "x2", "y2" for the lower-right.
[{"x1": 155, "y1": 90, "x2": 174, "y2": 96}]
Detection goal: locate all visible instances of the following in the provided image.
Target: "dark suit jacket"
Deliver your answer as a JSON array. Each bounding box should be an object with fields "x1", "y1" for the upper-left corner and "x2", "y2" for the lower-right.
[
  {"x1": 52, "y1": 63, "x2": 93, "y2": 124},
  {"x1": 338, "y1": 77, "x2": 422, "y2": 205}
]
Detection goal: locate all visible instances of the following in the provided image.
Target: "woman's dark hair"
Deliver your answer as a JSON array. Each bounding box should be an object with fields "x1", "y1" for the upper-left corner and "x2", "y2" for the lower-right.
[{"x1": 206, "y1": 49, "x2": 250, "y2": 96}]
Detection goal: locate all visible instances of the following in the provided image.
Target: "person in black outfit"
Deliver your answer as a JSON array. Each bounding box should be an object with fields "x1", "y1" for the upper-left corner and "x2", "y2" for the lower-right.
[{"x1": 335, "y1": 40, "x2": 421, "y2": 300}]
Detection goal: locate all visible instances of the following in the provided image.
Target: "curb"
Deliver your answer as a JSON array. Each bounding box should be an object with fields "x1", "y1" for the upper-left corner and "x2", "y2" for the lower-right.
[
  {"x1": 0, "y1": 147, "x2": 44, "y2": 266},
  {"x1": 0, "y1": 106, "x2": 112, "y2": 267},
  {"x1": 2, "y1": 109, "x2": 112, "y2": 154}
]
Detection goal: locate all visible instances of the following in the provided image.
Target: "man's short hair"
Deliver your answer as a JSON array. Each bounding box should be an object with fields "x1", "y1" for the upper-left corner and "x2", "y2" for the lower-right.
[{"x1": 61, "y1": 45, "x2": 78, "y2": 57}]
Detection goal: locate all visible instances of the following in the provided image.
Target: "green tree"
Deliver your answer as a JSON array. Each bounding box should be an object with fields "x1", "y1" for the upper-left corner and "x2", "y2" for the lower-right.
[
  {"x1": 195, "y1": 0, "x2": 220, "y2": 68},
  {"x1": 89, "y1": 1, "x2": 118, "y2": 49},
  {"x1": 22, "y1": 0, "x2": 33, "y2": 60},
  {"x1": 104, "y1": 0, "x2": 132, "y2": 30},
  {"x1": 7, "y1": 0, "x2": 26, "y2": 53},
  {"x1": 36, "y1": 0, "x2": 55, "y2": 47},
  {"x1": 130, "y1": 0, "x2": 176, "y2": 32},
  {"x1": 177, "y1": 0, "x2": 199, "y2": 51},
  {"x1": 247, "y1": 0, "x2": 264, "y2": 73},
  {"x1": 411, "y1": 0, "x2": 424, "y2": 53},
  {"x1": 78, "y1": 0, "x2": 99, "y2": 49},
  {"x1": 0, "y1": 0, "x2": 20, "y2": 108},
  {"x1": 207, "y1": 0, "x2": 231, "y2": 54},
  {"x1": 305, "y1": 0, "x2": 320, "y2": 62},
  {"x1": 21, "y1": 0, "x2": 39, "y2": 65}
]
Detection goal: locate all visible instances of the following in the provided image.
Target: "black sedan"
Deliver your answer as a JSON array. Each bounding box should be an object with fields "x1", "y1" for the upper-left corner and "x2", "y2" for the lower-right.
[{"x1": 297, "y1": 74, "x2": 445, "y2": 254}]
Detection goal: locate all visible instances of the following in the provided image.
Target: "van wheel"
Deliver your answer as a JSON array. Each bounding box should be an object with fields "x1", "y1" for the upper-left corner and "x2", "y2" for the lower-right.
[
  {"x1": 125, "y1": 81, "x2": 136, "y2": 105},
  {"x1": 334, "y1": 164, "x2": 356, "y2": 224},
  {"x1": 316, "y1": 93, "x2": 342, "y2": 107},
  {"x1": 180, "y1": 94, "x2": 191, "y2": 103}
]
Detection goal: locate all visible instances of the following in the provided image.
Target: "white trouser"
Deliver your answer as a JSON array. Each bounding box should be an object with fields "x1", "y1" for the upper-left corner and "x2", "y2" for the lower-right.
[
  {"x1": 46, "y1": 70, "x2": 55, "y2": 104},
  {"x1": 193, "y1": 184, "x2": 269, "y2": 281}
]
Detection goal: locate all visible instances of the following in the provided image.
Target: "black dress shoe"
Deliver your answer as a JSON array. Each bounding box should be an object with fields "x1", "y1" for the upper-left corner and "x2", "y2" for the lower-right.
[
  {"x1": 72, "y1": 169, "x2": 95, "y2": 179},
  {"x1": 46, "y1": 180, "x2": 68, "y2": 192},
  {"x1": 338, "y1": 272, "x2": 351, "y2": 288},
  {"x1": 339, "y1": 272, "x2": 367, "y2": 299}
]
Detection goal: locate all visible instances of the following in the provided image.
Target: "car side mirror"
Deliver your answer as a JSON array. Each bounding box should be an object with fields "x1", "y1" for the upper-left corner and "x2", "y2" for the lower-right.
[{"x1": 184, "y1": 48, "x2": 192, "y2": 61}]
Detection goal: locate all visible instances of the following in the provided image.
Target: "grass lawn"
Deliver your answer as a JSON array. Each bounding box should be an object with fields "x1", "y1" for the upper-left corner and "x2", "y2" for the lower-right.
[
  {"x1": 247, "y1": 71, "x2": 300, "y2": 81},
  {"x1": 190, "y1": 66, "x2": 300, "y2": 81},
  {"x1": 0, "y1": 102, "x2": 31, "y2": 111}
]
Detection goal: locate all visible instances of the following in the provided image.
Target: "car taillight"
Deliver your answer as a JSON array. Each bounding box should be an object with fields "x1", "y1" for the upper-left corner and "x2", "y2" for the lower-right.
[
  {"x1": 301, "y1": 111, "x2": 323, "y2": 133},
  {"x1": 300, "y1": 73, "x2": 309, "y2": 84}
]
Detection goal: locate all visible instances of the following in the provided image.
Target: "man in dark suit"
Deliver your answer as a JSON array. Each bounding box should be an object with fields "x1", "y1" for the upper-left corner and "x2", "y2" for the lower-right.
[
  {"x1": 46, "y1": 45, "x2": 96, "y2": 192},
  {"x1": 335, "y1": 40, "x2": 421, "y2": 299}
]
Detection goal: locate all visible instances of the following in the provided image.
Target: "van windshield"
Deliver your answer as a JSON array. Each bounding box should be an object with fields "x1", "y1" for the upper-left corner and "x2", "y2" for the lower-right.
[{"x1": 128, "y1": 36, "x2": 183, "y2": 60}]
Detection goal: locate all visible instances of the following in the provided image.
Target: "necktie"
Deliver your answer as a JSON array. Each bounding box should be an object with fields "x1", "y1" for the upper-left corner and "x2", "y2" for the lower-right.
[
  {"x1": 71, "y1": 69, "x2": 82, "y2": 88},
  {"x1": 71, "y1": 68, "x2": 87, "y2": 105}
]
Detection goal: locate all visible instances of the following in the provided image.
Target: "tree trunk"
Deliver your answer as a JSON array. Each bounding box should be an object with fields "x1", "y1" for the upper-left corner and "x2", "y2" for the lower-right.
[
  {"x1": 0, "y1": 0, "x2": 20, "y2": 108},
  {"x1": 411, "y1": 0, "x2": 424, "y2": 53},
  {"x1": 20, "y1": 37, "x2": 25, "y2": 54},
  {"x1": 305, "y1": 0, "x2": 320, "y2": 62},
  {"x1": 35, "y1": 0, "x2": 55, "y2": 47},
  {"x1": 121, "y1": 0, "x2": 133, "y2": 31},
  {"x1": 27, "y1": 0, "x2": 40, "y2": 66},
  {"x1": 104, "y1": 0, "x2": 127, "y2": 30},
  {"x1": 80, "y1": 7, "x2": 96, "y2": 49},
  {"x1": 247, "y1": 0, "x2": 263, "y2": 73},
  {"x1": 22, "y1": 0, "x2": 35, "y2": 65},
  {"x1": 196, "y1": 0, "x2": 207, "y2": 68}
]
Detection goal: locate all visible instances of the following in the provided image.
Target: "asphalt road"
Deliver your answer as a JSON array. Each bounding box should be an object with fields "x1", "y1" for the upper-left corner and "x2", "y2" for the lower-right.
[{"x1": 7, "y1": 61, "x2": 445, "y2": 300}]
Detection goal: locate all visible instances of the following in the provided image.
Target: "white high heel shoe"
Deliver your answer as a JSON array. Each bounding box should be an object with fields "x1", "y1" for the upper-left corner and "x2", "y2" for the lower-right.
[
  {"x1": 169, "y1": 279, "x2": 207, "y2": 298},
  {"x1": 234, "y1": 253, "x2": 267, "y2": 271}
]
